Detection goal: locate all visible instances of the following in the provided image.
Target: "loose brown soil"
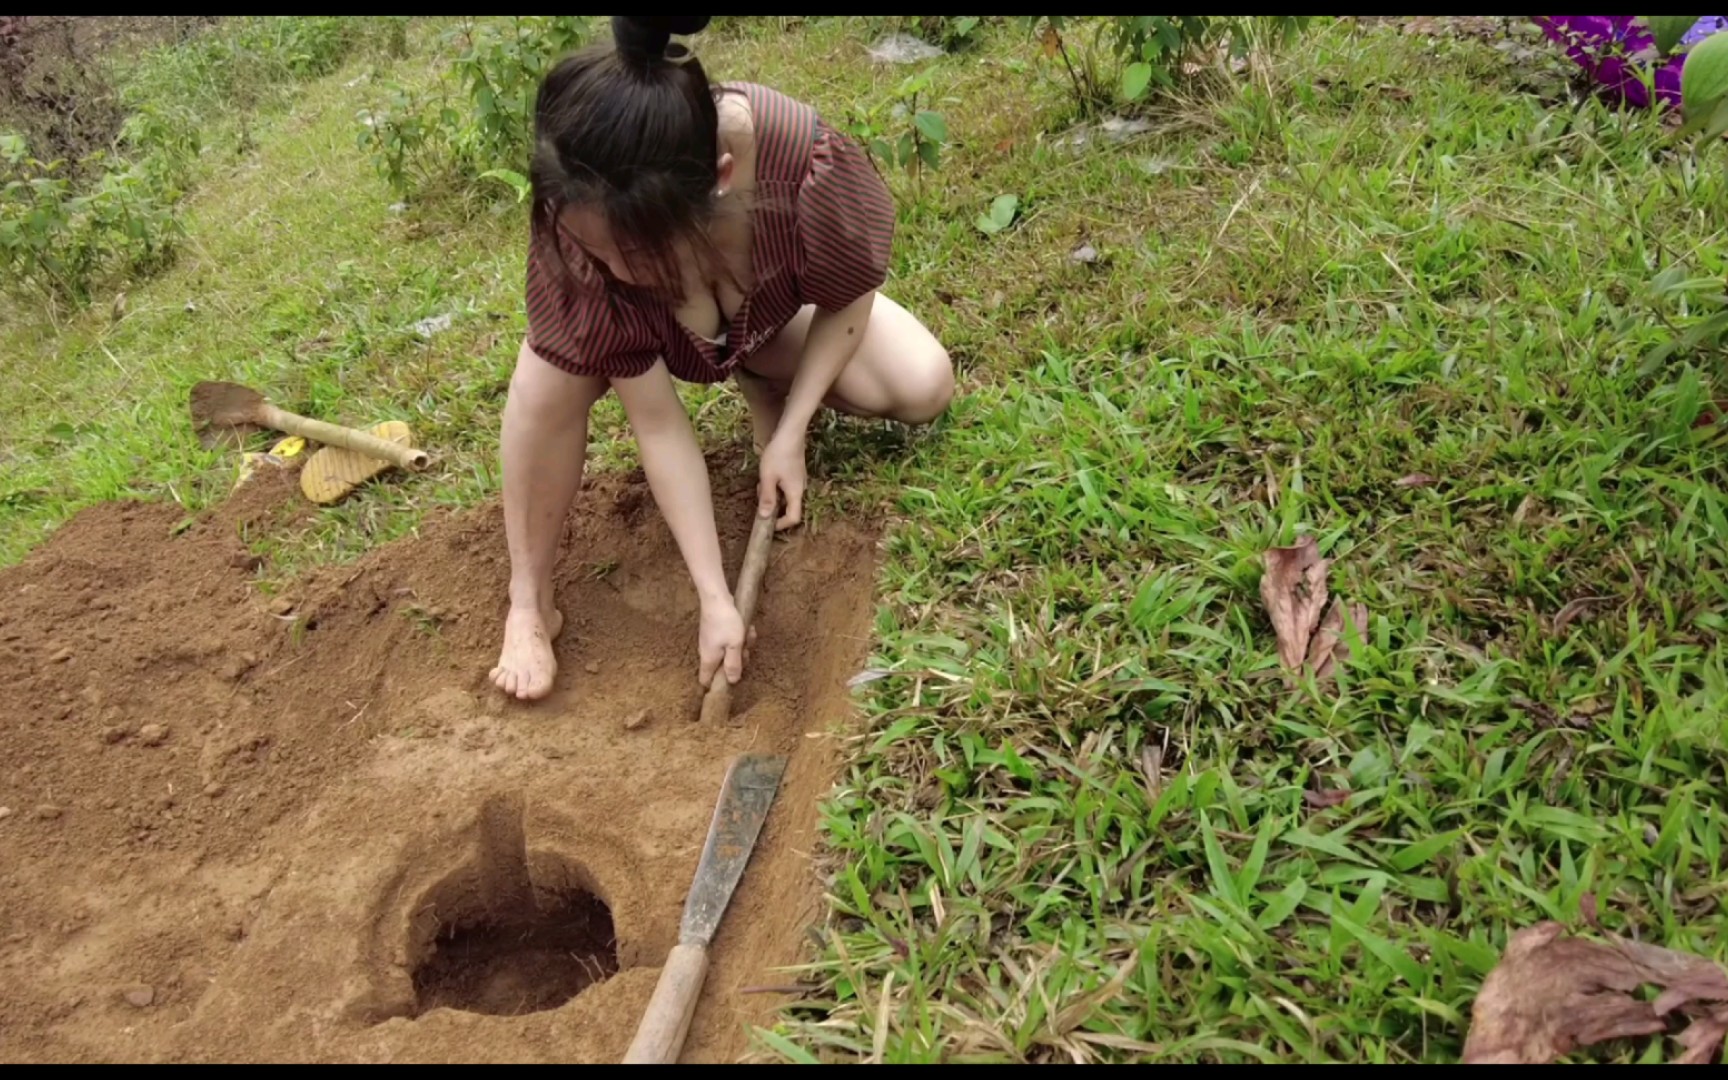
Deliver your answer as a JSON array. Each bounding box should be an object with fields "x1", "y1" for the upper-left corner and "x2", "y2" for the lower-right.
[{"x1": 0, "y1": 451, "x2": 875, "y2": 1063}]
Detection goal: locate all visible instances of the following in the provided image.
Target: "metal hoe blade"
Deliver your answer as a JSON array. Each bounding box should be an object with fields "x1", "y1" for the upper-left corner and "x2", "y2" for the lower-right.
[{"x1": 679, "y1": 754, "x2": 787, "y2": 947}]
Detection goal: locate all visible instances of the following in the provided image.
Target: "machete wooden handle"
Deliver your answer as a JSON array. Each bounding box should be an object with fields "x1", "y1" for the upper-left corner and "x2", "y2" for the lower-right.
[
  {"x1": 698, "y1": 510, "x2": 777, "y2": 724},
  {"x1": 258, "y1": 403, "x2": 431, "y2": 472},
  {"x1": 623, "y1": 942, "x2": 710, "y2": 1064}
]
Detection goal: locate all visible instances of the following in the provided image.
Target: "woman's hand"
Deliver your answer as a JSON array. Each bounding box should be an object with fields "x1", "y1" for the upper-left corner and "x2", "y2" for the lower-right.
[
  {"x1": 611, "y1": 360, "x2": 754, "y2": 688},
  {"x1": 754, "y1": 295, "x2": 872, "y2": 532},
  {"x1": 758, "y1": 430, "x2": 807, "y2": 531},
  {"x1": 698, "y1": 597, "x2": 753, "y2": 688}
]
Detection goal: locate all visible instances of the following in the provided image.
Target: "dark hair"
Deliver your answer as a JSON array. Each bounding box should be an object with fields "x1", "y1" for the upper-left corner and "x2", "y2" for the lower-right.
[{"x1": 530, "y1": 16, "x2": 722, "y2": 299}]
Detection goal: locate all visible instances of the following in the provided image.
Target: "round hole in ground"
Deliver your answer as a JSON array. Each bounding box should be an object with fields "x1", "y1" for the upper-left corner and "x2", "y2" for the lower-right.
[{"x1": 409, "y1": 849, "x2": 619, "y2": 1018}]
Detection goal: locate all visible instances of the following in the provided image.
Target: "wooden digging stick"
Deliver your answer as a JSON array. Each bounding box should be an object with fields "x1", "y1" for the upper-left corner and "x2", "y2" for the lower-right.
[{"x1": 697, "y1": 509, "x2": 777, "y2": 724}]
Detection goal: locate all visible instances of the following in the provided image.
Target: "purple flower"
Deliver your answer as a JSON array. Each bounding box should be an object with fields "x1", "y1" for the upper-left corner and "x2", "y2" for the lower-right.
[
  {"x1": 1533, "y1": 15, "x2": 1726, "y2": 110},
  {"x1": 1685, "y1": 16, "x2": 1728, "y2": 45}
]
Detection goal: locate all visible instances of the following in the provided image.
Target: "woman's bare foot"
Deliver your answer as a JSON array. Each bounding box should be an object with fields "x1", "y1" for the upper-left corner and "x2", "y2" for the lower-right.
[{"x1": 490, "y1": 602, "x2": 564, "y2": 700}]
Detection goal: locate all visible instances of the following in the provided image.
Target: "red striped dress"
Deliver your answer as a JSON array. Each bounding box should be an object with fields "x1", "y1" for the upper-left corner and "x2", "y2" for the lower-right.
[{"x1": 523, "y1": 82, "x2": 896, "y2": 384}]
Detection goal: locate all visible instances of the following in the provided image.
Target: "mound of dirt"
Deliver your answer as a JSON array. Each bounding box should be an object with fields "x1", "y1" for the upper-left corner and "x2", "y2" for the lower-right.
[{"x1": 0, "y1": 452, "x2": 875, "y2": 1063}]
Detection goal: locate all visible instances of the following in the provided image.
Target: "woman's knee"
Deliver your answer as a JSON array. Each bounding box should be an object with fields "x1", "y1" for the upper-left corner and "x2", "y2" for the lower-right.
[
  {"x1": 894, "y1": 341, "x2": 955, "y2": 425},
  {"x1": 508, "y1": 340, "x2": 609, "y2": 422}
]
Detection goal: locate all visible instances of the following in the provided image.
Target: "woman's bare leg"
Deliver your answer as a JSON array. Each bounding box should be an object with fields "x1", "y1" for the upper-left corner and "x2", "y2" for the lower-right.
[
  {"x1": 491, "y1": 342, "x2": 609, "y2": 701},
  {"x1": 736, "y1": 292, "x2": 955, "y2": 435},
  {"x1": 735, "y1": 367, "x2": 786, "y2": 454}
]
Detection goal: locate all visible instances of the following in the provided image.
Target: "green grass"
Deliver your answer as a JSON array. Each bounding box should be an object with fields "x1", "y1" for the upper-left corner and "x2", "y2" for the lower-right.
[{"x1": 5, "y1": 15, "x2": 1728, "y2": 1065}]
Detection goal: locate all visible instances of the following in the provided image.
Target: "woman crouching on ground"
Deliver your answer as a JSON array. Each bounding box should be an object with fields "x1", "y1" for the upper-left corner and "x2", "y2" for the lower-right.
[{"x1": 490, "y1": 16, "x2": 955, "y2": 701}]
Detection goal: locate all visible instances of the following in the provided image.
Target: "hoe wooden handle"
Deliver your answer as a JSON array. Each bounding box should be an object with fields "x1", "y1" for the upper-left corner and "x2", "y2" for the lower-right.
[
  {"x1": 622, "y1": 942, "x2": 710, "y2": 1064},
  {"x1": 258, "y1": 403, "x2": 431, "y2": 471},
  {"x1": 698, "y1": 511, "x2": 777, "y2": 724}
]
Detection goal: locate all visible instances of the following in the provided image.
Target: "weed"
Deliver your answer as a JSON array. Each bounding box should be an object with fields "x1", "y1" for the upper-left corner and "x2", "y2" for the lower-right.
[
  {"x1": 845, "y1": 69, "x2": 953, "y2": 178},
  {"x1": 1022, "y1": 15, "x2": 1312, "y2": 113},
  {"x1": 357, "y1": 16, "x2": 593, "y2": 201},
  {"x1": 0, "y1": 134, "x2": 182, "y2": 303},
  {"x1": 403, "y1": 603, "x2": 445, "y2": 636}
]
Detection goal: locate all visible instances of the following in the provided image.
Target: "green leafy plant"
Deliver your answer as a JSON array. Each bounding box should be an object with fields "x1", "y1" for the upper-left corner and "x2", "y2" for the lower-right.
[
  {"x1": 1679, "y1": 28, "x2": 1728, "y2": 138},
  {"x1": 357, "y1": 83, "x2": 447, "y2": 197},
  {"x1": 1643, "y1": 15, "x2": 1728, "y2": 138},
  {"x1": 118, "y1": 103, "x2": 202, "y2": 173},
  {"x1": 1116, "y1": 16, "x2": 1216, "y2": 102},
  {"x1": 0, "y1": 134, "x2": 182, "y2": 302},
  {"x1": 1641, "y1": 19, "x2": 1728, "y2": 362},
  {"x1": 911, "y1": 15, "x2": 985, "y2": 52},
  {"x1": 845, "y1": 70, "x2": 952, "y2": 177},
  {"x1": 974, "y1": 192, "x2": 1019, "y2": 236},
  {"x1": 1648, "y1": 16, "x2": 1704, "y2": 56},
  {"x1": 1120, "y1": 16, "x2": 1310, "y2": 102},
  {"x1": 447, "y1": 17, "x2": 588, "y2": 174},
  {"x1": 358, "y1": 16, "x2": 593, "y2": 201},
  {"x1": 1023, "y1": 15, "x2": 1312, "y2": 112},
  {"x1": 479, "y1": 167, "x2": 530, "y2": 203}
]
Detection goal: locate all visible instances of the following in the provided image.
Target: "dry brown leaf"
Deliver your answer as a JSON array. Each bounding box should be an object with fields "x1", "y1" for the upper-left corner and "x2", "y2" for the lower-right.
[
  {"x1": 1677, "y1": 1011, "x2": 1728, "y2": 1065},
  {"x1": 1463, "y1": 921, "x2": 1728, "y2": 1064},
  {"x1": 1553, "y1": 595, "x2": 1611, "y2": 634},
  {"x1": 1137, "y1": 743, "x2": 1164, "y2": 804},
  {"x1": 1512, "y1": 494, "x2": 1536, "y2": 527},
  {"x1": 1692, "y1": 399, "x2": 1728, "y2": 430},
  {"x1": 1050, "y1": 962, "x2": 1134, "y2": 1037},
  {"x1": 1308, "y1": 599, "x2": 1367, "y2": 681},
  {"x1": 1261, "y1": 537, "x2": 1367, "y2": 686},
  {"x1": 1394, "y1": 473, "x2": 1438, "y2": 488},
  {"x1": 1512, "y1": 695, "x2": 1594, "y2": 731},
  {"x1": 1260, "y1": 536, "x2": 1329, "y2": 671}
]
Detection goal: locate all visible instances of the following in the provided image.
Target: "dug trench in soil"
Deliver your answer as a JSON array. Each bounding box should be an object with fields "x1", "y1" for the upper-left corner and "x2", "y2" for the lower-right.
[{"x1": 0, "y1": 449, "x2": 876, "y2": 1063}]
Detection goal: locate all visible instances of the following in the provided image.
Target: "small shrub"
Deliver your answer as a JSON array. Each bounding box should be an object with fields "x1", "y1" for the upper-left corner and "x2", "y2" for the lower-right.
[
  {"x1": 357, "y1": 83, "x2": 447, "y2": 197},
  {"x1": 909, "y1": 16, "x2": 988, "y2": 52},
  {"x1": 0, "y1": 134, "x2": 182, "y2": 302},
  {"x1": 359, "y1": 16, "x2": 594, "y2": 201},
  {"x1": 118, "y1": 102, "x2": 202, "y2": 173},
  {"x1": 844, "y1": 70, "x2": 952, "y2": 178},
  {"x1": 1023, "y1": 15, "x2": 1313, "y2": 113}
]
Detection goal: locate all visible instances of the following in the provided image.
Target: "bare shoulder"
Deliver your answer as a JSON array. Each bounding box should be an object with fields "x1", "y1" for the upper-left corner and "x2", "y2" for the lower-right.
[{"x1": 717, "y1": 89, "x2": 754, "y2": 138}]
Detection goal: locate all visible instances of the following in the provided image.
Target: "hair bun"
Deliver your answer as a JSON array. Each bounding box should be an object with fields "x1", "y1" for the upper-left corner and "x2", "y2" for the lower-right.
[{"x1": 612, "y1": 16, "x2": 712, "y2": 63}]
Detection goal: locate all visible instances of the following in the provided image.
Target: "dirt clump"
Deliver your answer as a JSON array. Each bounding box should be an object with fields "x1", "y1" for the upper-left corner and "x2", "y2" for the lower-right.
[{"x1": 0, "y1": 450, "x2": 874, "y2": 1063}]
